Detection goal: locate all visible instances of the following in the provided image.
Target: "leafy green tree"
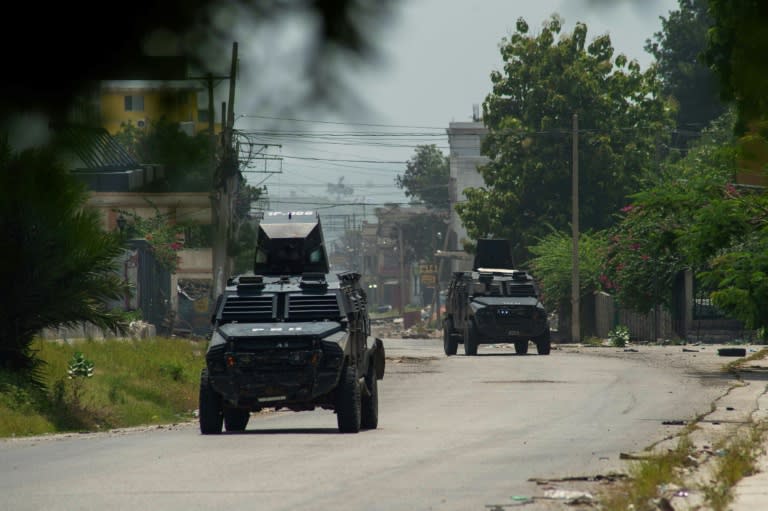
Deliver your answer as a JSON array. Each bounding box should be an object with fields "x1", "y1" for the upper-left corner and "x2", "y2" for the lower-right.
[
  {"x1": 457, "y1": 15, "x2": 675, "y2": 263},
  {"x1": 395, "y1": 144, "x2": 449, "y2": 210},
  {"x1": 394, "y1": 145, "x2": 449, "y2": 271},
  {"x1": 0, "y1": 141, "x2": 128, "y2": 377},
  {"x1": 528, "y1": 229, "x2": 609, "y2": 310},
  {"x1": 114, "y1": 119, "x2": 213, "y2": 192},
  {"x1": 700, "y1": 233, "x2": 768, "y2": 334},
  {"x1": 601, "y1": 110, "x2": 738, "y2": 313},
  {"x1": 644, "y1": 0, "x2": 725, "y2": 139},
  {"x1": 399, "y1": 212, "x2": 446, "y2": 265},
  {"x1": 704, "y1": 0, "x2": 768, "y2": 134}
]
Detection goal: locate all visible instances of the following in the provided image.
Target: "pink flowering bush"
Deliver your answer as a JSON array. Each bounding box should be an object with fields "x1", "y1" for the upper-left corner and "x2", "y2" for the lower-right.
[{"x1": 114, "y1": 207, "x2": 185, "y2": 273}]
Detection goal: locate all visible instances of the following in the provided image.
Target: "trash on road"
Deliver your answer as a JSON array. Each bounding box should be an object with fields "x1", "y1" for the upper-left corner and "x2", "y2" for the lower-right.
[
  {"x1": 542, "y1": 489, "x2": 595, "y2": 504},
  {"x1": 718, "y1": 347, "x2": 747, "y2": 357}
]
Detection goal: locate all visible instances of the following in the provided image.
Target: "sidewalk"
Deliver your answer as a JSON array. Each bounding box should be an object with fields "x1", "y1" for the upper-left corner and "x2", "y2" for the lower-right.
[
  {"x1": 726, "y1": 362, "x2": 768, "y2": 511},
  {"x1": 604, "y1": 345, "x2": 768, "y2": 511}
]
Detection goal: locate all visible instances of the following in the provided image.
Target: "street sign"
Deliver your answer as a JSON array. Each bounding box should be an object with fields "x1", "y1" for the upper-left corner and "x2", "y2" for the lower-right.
[{"x1": 421, "y1": 274, "x2": 436, "y2": 286}]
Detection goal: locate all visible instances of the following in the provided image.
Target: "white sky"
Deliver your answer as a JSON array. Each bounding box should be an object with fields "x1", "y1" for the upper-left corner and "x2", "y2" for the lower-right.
[{"x1": 233, "y1": 0, "x2": 679, "y2": 209}]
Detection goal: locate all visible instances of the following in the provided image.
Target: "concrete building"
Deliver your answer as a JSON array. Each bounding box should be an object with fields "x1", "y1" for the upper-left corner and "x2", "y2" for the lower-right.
[
  {"x1": 98, "y1": 80, "x2": 202, "y2": 136},
  {"x1": 446, "y1": 117, "x2": 488, "y2": 272}
]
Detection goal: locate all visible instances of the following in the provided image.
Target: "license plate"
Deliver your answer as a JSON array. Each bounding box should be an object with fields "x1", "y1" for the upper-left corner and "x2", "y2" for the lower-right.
[{"x1": 508, "y1": 330, "x2": 520, "y2": 336}]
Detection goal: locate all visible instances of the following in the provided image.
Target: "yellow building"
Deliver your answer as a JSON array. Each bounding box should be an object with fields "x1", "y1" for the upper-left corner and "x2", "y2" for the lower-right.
[{"x1": 99, "y1": 80, "x2": 222, "y2": 136}]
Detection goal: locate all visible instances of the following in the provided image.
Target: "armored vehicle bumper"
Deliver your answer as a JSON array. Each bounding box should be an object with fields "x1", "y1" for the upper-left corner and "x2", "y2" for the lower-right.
[
  {"x1": 470, "y1": 297, "x2": 548, "y2": 342},
  {"x1": 205, "y1": 322, "x2": 348, "y2": 410}
]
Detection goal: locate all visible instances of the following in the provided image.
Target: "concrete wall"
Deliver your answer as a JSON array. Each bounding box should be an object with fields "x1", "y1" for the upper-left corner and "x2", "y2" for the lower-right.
[
  {"x1": 87, "y1": 191, "x2": 212, "y2": 232},
  {"x1": 447, "y1": 121, "x2": 488, "y2": 273}
]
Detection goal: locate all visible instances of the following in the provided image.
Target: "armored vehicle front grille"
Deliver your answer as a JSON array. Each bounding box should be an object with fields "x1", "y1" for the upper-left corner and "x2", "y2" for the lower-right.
[
  {"x1": 234, "y1": 337, "x2": 315, "y2": 351},
  {"x1": 287, "y1": 294, "x2": 341, "y2": 320},
  {"x1": 221, "y1": 295, "x2": 275, "y2": 321},
  {"x1": 506, "y1": 284, "x2": 536, "y2": 297},
  {"x1": 228, "y1": 337, "x2": 317, "y2": 373}
]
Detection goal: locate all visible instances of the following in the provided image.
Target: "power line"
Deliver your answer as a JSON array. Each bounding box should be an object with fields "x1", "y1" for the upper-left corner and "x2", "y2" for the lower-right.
[
  {"x1": 261, "y1": 153, "x2": 407, "y2": 164},
  {"x1": 237, "y1": 114, "x2": 447, "y2": 131}
]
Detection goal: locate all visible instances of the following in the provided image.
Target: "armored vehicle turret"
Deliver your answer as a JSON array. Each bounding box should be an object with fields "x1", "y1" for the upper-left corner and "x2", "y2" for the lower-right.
[
  {"x1": 442, "y1": 239, "x2": 550, "y2": 356},
  {"x1": 199, "y1": 211, "x2": 385, "y2": 434}
]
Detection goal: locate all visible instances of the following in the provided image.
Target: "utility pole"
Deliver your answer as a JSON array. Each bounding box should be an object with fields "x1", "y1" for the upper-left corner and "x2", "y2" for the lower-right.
[
  {"x1": 571, "y1": 113, "x2": 580, "y2": 343},
  {"x1": 398, "y1": 224, "x2": 406, "y2": 316},
  {"x1": 212, "y1": 41, "x2": 239, "y2": 298},
  {"x1": 433, "y1": 216, "x2": 450, "y2": 325}
]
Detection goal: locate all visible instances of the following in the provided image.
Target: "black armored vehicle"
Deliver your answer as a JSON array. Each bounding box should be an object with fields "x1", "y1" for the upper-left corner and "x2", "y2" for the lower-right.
[
  {"x1": 199, "y1": 211, "x2": 385, "y2": 434},
  {"x1": 442, "y1": 239, "x2": 550, "y2": 356}
]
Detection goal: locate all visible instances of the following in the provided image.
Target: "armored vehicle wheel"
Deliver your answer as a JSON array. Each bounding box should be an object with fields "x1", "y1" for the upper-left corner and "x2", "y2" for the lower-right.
[
  {"x1": 535, "y1": 329, "x2": 551, "y2": 355},
  {"x1": 464, "y1": 321, "x2": 479, "y2": 356},
  {"x1": 199, "y1": 368, "x2": 223, "y2": 434},
  {"x1": 514, "y1": 340, "x2": 529, "y2": 355},
  {"x1": 443, "y1": 319, "x2": 458, "y2": 356},
  {"x1": 336, "y1": 364, "x2": 361, "y2": 433},
  {"x1": 224, "y1": 408, "x2": 250, "y2": 432},
  {"x1": 361, "y1": 365, "x2": 378, "y2": 430}
]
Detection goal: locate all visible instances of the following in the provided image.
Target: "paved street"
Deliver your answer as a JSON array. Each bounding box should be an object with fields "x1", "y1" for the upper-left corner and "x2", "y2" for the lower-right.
[{"x1": 0, "y1": 338, "x2": 751, "y2": 511}]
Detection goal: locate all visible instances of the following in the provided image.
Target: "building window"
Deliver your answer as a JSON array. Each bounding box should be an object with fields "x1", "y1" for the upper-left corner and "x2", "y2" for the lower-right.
[
  {"x1": 198, "y1": 109, "x2": 210, "y2": 123},
  {"x1": 124, "y1": 95, "x2": 144, "y2": 112}
]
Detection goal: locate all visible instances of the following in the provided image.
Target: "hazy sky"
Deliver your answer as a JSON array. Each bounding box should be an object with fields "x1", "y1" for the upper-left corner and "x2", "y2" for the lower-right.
[{"x1": 234, "y1": 0, "x2": 680, "y2": 208}]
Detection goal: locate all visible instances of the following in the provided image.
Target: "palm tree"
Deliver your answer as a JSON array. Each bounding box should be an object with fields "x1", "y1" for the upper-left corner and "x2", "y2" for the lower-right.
[{"x1": 0, "y1": 139, "x2": 128, "y2": 379}]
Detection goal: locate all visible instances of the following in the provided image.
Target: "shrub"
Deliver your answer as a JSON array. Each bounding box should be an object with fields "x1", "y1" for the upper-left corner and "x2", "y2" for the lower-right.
[{"x1": 609, "y1": 325, "x2": 630, "y2": 347}]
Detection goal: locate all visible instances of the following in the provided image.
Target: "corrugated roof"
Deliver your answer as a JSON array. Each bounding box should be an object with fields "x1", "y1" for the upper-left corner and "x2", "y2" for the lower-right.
[{"x1": 54, "y1": 125, "x2": 140, "y2": 172}]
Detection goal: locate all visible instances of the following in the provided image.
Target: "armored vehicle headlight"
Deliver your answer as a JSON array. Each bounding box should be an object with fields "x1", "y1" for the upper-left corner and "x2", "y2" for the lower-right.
[
  {"x1": 475, "y1": 308, "x2": 489, "y2": 318},
  {"x1": 210, "y1": 330, "x2": 227, "y2": 348},
  {"x1": 288, "y1": 350, "x2": 322, "y2": 366}
]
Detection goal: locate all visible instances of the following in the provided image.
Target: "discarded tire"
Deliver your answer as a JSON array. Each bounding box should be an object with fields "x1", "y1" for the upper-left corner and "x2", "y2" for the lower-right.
[{"x1": 718, "y1": 348, "x2": 747, "y2": 357}]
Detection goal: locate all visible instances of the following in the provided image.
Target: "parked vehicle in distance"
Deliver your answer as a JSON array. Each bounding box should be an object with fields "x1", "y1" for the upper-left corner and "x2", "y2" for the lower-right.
[
  {"x1": 199, "y1": 211, "x2": 385, "y2": 434},
  {"x1": 442, "y1": 239, "x2": 550, "y2": 356}
]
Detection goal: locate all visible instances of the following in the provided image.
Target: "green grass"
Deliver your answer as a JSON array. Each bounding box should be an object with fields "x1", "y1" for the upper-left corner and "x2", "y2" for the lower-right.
[
  {"x1": 600, "y1": 435, "x2": 696, "y2": 511},
  {"x1": 0, "y1": 337, "x2": 206, "y2": 438},
  {"x1": 702, "y1": 424, "x2": 766, "y2": 511}
]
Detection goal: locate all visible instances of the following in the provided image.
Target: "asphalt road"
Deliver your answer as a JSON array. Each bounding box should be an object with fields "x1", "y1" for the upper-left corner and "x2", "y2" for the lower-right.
[{"x1": 0, "y1": 338, "x2": 734, "y2": 511}]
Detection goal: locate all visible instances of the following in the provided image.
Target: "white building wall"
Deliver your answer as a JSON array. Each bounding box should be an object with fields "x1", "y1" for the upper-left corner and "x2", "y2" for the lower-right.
[{"x1": 447, "y1": 121, "x2": 488, "y2": 271}]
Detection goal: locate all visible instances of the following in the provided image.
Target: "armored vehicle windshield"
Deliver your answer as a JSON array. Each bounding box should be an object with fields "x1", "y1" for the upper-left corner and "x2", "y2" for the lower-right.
[{"x1": 253, "y1": 211, "x2": 329, "y2": 275}]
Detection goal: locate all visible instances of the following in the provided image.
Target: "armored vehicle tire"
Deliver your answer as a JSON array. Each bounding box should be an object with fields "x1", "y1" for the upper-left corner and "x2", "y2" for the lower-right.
[
  {"x1": 336, "y1": 364, "x2": 362, "y2": 433},
  {"x1": 464, "y1": 321, "x2": 479, "y2": 356},
  {"x1": 199, "y1": 369, "x2": 223, "y2": 434},
  {"x1": 224, "y1": 408, "x2": 250, "y2": 432},
  {"x1": 361, "y1": 365, "x2": 379, "y2": 430},
  {"x1": 535, "y1": 330, "x2": 551, "y2": 355},
  {"x1": 443, "y1": 319, "x2": 458, "y2": 356},
  {"x1": 514, "y1": 340, "x2": 529, "y2": 355}
]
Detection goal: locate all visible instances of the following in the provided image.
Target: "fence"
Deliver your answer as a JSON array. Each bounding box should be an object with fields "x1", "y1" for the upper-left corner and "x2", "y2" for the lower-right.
[{"x1": 594, "y1": 291, "x2": 676, "y2": 341}]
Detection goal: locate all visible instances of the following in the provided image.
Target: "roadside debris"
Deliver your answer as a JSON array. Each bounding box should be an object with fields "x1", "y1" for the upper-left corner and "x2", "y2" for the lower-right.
[
  {"x1": 529, "y1": 473, "x2": 628, "y2": 484},
  {"x1": 541, "y1": 489, "x2": 595, "y2": 504},
  {"x1": 718, "y1": 347, "x2": 747, "y2": 357},
  {"x1": 620, "y1": 451, "x2": 656, "y2": 460}
]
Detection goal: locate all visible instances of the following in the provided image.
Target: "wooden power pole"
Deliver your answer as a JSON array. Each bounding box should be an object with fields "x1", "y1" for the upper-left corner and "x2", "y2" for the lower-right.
[{"x1": 571, "y1": 112, "x2": 580, "y2": 343}]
